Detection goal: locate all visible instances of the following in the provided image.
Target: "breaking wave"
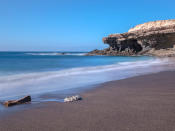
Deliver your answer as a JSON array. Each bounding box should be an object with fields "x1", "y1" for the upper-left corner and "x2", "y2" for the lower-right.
[
  {"x1": 0, "y1": 58, "x2": 173, "y2": 100},
  {"x1": 0, "y1": 58, "x2": 170, "y2": 85},
  {"x1": 26, "y1": 52, "x2": 86, "y2": 56}
]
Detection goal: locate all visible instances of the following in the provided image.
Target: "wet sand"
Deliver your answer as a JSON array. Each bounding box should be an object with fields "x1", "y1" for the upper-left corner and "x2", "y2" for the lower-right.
[{"x1": 0, "y1": 71, "x2": 175, "y2": 131}]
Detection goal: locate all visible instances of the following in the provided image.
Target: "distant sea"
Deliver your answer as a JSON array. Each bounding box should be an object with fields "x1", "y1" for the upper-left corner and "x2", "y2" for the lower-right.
[{"x1": 0, "y1": 52, "x2": 173, "y2": 101}]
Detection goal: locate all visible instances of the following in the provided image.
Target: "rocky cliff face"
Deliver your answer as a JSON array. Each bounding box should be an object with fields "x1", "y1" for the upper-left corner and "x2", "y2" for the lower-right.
[{"x1": 88, "y1": 19, "x2": 175, "y2": 57}]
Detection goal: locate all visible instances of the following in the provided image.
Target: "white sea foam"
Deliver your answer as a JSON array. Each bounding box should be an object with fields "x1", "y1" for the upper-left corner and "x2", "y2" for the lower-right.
[
  {"x1": 26, "y1": 52, "x2": 86, "y2": 56},
  {"x1": 0, "y1": 58, "x2": 167, "y2": 83},
  {"x1": 0, "y1": 58, "x2": 173, "y2": 100},
  {"x1": 26, "y1": 53, "x2": 59, "y2": 56}
]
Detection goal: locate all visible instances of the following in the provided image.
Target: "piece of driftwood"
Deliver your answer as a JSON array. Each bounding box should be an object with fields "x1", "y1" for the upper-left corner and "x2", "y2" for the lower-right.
[
  {"x1": 64, "y1": 95, "x2": 82, "y2": 102},
  {"x1": 3, "y1": 95, "x2": 31, "y2": 107}
]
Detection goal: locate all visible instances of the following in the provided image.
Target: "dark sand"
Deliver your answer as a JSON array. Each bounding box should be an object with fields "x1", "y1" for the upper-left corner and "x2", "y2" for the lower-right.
[{"x1": 0, "y1": 71, "x2": 175, "y2": 131}]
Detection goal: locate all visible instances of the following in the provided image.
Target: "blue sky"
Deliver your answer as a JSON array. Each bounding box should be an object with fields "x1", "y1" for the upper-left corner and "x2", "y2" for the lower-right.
[{"x1": 0, "y1": 0, "x2": 175, "y2": 51}]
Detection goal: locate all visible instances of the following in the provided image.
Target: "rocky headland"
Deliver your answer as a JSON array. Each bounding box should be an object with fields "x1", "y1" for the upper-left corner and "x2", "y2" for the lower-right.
[{"x1": 88, "y1": 19, "x2": 175, "y2": 57}]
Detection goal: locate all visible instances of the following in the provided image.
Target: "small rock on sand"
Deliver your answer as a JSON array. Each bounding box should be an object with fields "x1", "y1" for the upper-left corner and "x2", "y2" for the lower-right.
[{"x1": 64, "y1": 95, "x2": 82, "y2": 102}]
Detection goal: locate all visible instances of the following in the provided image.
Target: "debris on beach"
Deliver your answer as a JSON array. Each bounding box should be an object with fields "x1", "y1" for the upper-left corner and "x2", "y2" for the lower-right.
[
  {"x1": 64, "y1": 95, "x2": 82, "y2": 102},
  {"x1": 3, "y1": 95, "x2": 31, "y2": 107}
]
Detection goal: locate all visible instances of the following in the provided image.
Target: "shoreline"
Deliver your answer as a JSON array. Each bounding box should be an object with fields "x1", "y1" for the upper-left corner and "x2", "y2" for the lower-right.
[
  {"x1": 0, "y1": 70, "x2": 175, "y2": 130},
  {"x1": 0, "y1": 56, "x2": 174, "y2": 101}
]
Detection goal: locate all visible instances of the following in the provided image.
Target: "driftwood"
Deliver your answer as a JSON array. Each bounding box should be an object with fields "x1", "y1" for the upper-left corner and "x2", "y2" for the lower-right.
[{"x1": 3, "y1": 96, "x2": 31, "y2": 107}]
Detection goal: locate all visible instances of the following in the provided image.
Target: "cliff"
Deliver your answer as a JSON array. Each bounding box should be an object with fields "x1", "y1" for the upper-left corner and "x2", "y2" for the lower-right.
[{"x1": 88, "y1": 19, "x2": 175, "y2": 57}]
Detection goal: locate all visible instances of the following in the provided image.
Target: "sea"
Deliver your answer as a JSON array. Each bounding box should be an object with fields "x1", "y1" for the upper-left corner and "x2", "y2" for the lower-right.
[{"x1": 0, "y1": 51, "x2": 174, "y2": 103}]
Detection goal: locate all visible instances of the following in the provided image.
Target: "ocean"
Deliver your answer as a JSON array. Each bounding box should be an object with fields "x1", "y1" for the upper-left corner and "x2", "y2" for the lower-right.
[{"x1": 0, "y1": 52, "x2": 173, "y2": 102}]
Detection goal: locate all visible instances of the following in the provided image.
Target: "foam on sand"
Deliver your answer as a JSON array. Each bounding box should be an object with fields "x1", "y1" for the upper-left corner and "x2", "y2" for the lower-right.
[{"x1": 0, "y1": 58, "x2": 173, "y2": 100}]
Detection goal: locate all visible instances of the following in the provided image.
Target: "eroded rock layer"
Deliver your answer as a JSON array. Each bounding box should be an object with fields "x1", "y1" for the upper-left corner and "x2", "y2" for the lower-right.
[{"x1": 88, "y1": 19, "x2": 175, "y2": 57}]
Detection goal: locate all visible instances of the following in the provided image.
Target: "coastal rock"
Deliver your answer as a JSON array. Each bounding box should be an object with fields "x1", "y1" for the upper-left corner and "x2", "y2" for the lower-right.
[
  {"x1": 64, "y1": 95, "x2": 82, "y2": 102},
  {"x1": 88, "y1": 19, "x2": 175, "y2": 57},
  {"x1": 3, "y1": 96, "x2": 31, "y2": 107}
]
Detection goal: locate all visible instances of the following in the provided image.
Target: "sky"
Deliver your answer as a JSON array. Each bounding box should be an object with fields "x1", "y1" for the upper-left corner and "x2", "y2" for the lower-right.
[{"x1": 0, "y1": 0, "x2": 175, "y2": 51}]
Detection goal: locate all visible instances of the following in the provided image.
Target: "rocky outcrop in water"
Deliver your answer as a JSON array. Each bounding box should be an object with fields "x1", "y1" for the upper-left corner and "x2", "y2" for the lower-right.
[{"x1": 88, "y1": 19, "x2": 175, "y2": 57}]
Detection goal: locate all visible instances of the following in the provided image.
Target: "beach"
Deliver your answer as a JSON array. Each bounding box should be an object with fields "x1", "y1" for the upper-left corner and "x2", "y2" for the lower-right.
[
  {"x1": 0, "y1": 71, "x2": 175, "y2": 131},
  {"x1": 1, "y1": 1, "x2": 175, "y2": 131}
]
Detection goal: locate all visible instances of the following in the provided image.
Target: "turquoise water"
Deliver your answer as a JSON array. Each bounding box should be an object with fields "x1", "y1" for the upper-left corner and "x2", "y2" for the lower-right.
[
  {"x1": 0, "y1": 52, "x2": 151, "y2": 76},
  {"x1": 0, "y1": 52, "x2": 170, "y2": 101}
]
